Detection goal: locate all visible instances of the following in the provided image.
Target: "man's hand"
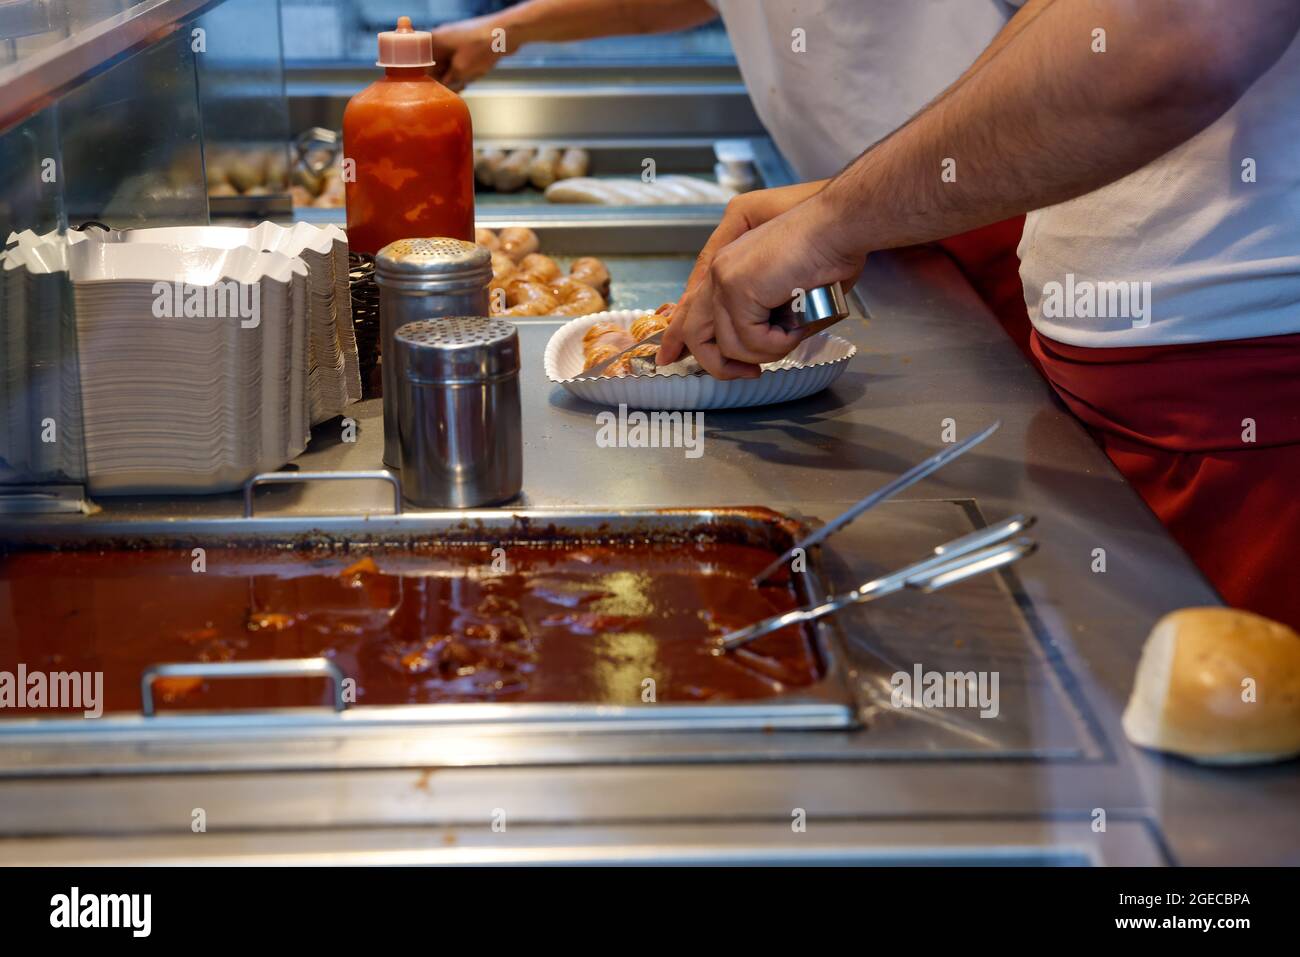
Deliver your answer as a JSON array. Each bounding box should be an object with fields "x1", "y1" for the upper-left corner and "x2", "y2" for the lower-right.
[
  {"x1": 662, "y1": 0, "x2": 1300, "y2": 380},
  {"x1": 430, "y1": 15, "x2": 505, "y2": 91},
  {"x1": 659, "y1": 191, "x2": 865, "y2": 378},
  {"x1": 657, "y1": 182, "x2": 828, "y2": 373},
  {"x1": 680, "y1": 181, "x2": 828, "y2": 298}
]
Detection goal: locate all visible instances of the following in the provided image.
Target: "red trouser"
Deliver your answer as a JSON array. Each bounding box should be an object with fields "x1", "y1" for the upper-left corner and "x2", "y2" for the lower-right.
[
  {"x1": 1031, "y1": 330, "x2": 1300, "y2": 630},
  {"x1": 936, "y1": 219, "x2": 1300, "y2": 629},
  {"x1": 936, "y1": 217, "x2": 1035, "y2": 366}
]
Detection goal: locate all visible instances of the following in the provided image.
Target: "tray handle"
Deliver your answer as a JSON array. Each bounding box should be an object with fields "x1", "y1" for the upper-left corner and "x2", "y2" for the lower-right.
[
  {"x1": 242, "y1": 470, "x2": 403, "y2": 518},
  {"x1": 140, "y1": 658, "x2": 347, "y2": 717}
]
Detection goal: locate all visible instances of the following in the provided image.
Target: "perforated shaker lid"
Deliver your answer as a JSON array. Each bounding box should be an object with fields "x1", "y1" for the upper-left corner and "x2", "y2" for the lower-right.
[
  {"x1": 377, "y1": 237, "x2": 496, "y2": 286},
  {"x1": 377, "y1": 16, "x2": 435, "y2": 69},
  {"x1": 394, "y1": 317, "x2": 520, "y2": 383}
]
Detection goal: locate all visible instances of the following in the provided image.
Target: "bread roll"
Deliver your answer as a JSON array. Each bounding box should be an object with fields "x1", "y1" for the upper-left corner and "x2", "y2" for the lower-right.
[{"x1": 1122, "y1": 607, "x2": 1300, "y2": 764}]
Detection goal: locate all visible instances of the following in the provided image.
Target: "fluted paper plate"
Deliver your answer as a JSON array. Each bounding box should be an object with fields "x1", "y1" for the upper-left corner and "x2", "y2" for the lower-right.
[{"x1": 544, "y1": 310, "x2": 856, "y2": 410}]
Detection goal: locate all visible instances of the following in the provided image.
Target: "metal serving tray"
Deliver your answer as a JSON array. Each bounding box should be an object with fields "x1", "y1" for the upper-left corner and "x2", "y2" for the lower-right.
[
  {"x1": 212, "y1": 137, "x2": 793, "y2": 221},
  {"x1": 472, "y1": 137, "x2": 789, "y2": 210},
  {"x1": 286, "y1": 75, "x2": 765, "y2": 141},
  {"x1": 0, "y1": 507, "x2": 858, "y2": 736}
]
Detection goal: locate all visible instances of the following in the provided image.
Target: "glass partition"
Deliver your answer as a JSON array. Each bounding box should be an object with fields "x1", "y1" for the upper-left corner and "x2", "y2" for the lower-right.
[
  {"x1": 58, "y1": 30, "x2": 207, "y2": 229},
  {"x1": 1, "y1": 25, "x2": 209, "y2": 498},
  {"x1": 196, "y1": 0, "x2": 293, "y2": 218},
  {"x1": 0, "y1": 0, "x2": 149, "y2": 68},
  {"x1": 0, "y1": 0, "x2": 292, "y2": 502}
]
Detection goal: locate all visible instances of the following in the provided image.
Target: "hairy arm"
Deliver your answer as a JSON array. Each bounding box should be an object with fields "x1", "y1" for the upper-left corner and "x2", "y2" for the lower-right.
[
  {"x1": 822, "y1": 0, "x2": 1300, "y2": 252},
  {"x1": 492, "y1": 0, "x2": 718, "y2": 45},
  {"x1": 670, "y1": 0, "x2": 1300, "y2": 377},
  {"x1": 432, "y1": 0, "x2": 719, "y2": 88}
]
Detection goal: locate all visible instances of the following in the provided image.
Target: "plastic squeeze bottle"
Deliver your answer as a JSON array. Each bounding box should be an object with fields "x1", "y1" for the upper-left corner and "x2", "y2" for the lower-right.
[{"x1": 342, "y1": 17, "x2": 475, "y2": 254}]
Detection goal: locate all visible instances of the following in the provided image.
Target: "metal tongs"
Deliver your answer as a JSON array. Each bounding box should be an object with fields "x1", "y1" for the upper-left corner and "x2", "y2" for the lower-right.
[
  {"x1": 717, "y1": 515, "x2": 1037, "y2": 652},
  {"x1": 752, "y1": 421, "x2": 1000, "y2": 585}
]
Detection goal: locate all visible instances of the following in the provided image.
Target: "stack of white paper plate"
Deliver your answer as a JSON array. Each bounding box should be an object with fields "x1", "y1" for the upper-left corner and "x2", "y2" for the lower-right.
[
  {"x1": 88, "y1": 222, "x2": 362, "y2": 421},
  {"x1": 0, "y1": 223, "x2": 369, "y2": 494}
]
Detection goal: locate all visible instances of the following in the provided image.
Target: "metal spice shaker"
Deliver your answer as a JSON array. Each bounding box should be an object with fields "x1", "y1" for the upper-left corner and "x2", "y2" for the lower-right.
[
  {"x1": 374, "y1": 238, "x2": 491, "y2": 467},
  {"x1": 393, "y1": 317, "x2": 522, "y2": 508}
]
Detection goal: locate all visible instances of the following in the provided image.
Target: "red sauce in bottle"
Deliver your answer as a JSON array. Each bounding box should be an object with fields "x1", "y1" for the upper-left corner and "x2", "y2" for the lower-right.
[{"x1": 343, "y1": 18, "x2": 474, "y2": 254}]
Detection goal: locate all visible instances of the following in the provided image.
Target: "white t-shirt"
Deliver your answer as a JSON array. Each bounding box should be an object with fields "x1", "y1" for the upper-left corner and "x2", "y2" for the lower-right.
[
  {"x1": 1019, "y1": 29, "x2": 1300, "y2": 347},
  {"x1": 710, "y1": 0, "x2": 1019, "y2": 180},
  {"x1": 715, "y1": 2, "x2": 1300, "y2": 349}
]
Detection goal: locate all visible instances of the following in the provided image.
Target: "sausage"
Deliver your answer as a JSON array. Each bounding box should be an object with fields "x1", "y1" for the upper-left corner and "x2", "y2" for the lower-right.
[
  {"x1": 517, "y1": 252, "x2": 561, "y2": 283},
  {"x1": 569, "y1": 257, "x2": 611, "y2": 298},
  {"x1": 475, "y1": 148, "x2": 505, "y2": 189},
  {"x1": 498, "y1": 277, "x2": 559, "y2": 317},
  {"x1": 493, "y1": 149, "x2": 535, "y2": 193},
  {"x1": 549, "y1": 277, "x2": 606, "y2": 317},
  {"x1": 489, "y1": 251, "x2": 517, "y2": 291},
  {"x1": 556, "y1": 147, "x2": 590, "y2": 181},
  {"x1": 527, "y1": 147, "x2": 563, "y2": 190},
  {"x1": 497, "y1": 226, "x2": 540, "y2": 264}
]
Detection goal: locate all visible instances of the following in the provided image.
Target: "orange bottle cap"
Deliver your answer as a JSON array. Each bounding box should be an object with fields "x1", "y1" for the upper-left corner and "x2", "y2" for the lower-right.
[{"x1": 377, "y1": 16, "x2": 435, "y2": 68}]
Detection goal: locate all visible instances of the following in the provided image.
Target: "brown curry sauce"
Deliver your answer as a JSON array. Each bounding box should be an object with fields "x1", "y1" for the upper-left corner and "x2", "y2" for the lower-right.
[{"x1": 0, "y1": 541, "x2": 821, "y2": 715}]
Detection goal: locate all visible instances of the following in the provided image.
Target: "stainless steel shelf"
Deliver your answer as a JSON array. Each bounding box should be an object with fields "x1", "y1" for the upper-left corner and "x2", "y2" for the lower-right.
[{"x1": 288, "y1": 78, "x2": 765, "y2": 140}]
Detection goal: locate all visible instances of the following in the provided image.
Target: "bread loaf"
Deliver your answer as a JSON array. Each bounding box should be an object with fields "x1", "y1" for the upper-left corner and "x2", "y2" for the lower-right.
[
  {"x1": 1122, "y1": 607, "x2": 1300, "y2": 764},
  {"x1": 544, "y1": 175, "x2": 734, "y2": 206}
]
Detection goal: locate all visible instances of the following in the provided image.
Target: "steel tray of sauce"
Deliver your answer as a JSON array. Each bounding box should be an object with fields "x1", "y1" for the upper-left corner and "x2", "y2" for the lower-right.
[{"x1": 0, "y1": 537, "x2": 826, "y2": 715}]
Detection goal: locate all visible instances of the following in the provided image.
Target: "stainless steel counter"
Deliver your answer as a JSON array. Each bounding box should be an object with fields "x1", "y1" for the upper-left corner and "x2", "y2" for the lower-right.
[{"x1": 2, "y1": 242, "x2": 1297, "y2": 866}]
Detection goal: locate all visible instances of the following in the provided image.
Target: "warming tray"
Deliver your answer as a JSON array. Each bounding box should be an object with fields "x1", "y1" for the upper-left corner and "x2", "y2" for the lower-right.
[
  {"x1": 210, "y1": 137, "x2": 792, "y2": 220},
  {"x1": 470, "y1": 137, "x2": 785, "y2": 212},
  {"x1": 0, "y1": 507, "x2": 858, "y2": 736}
]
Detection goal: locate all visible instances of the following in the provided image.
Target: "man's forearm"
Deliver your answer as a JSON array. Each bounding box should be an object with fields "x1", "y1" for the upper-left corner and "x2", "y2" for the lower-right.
[
  {"x1": 493, "y1": 0, "x2": 718, "y2": 50},
  {"x1": 817, "y1": 0, "x2": 1300, "y2": 254},
  {"x1": 948, "y1": 0, "x2": 1054, "y2": 91}
]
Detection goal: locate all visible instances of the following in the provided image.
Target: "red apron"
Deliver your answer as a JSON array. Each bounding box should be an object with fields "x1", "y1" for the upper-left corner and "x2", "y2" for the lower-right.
[
  {"x1": 1031, "y1": 329, "x2": 1300, "y2": 630},
  {"x1": 936, "y1": 217, "x2": 1036, "y2": 367}
]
